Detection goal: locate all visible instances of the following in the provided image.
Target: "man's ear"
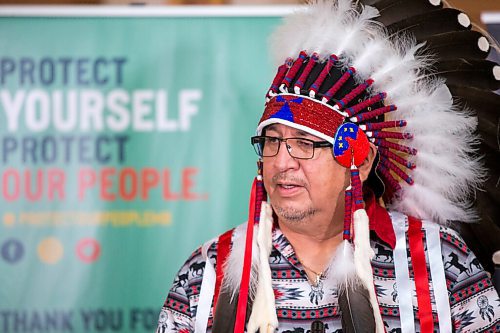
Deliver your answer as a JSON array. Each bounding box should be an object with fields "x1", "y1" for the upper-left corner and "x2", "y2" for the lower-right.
[{"x1": 359, "y1": 143, "x2": 377, "y2": 182}]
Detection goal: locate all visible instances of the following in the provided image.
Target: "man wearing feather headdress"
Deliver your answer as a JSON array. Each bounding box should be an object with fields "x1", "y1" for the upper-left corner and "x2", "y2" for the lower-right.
[{"x1": 156, "y1": 1, "x2": 500, "y2": 332}]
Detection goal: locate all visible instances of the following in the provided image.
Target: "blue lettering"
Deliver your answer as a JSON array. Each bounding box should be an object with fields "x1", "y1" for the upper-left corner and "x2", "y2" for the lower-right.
[
  {"x1": 94, "y1": 58, "x2": 108, "y2": 85},
  {"x1": 19, "y1": 58, "x2": 34, "y2": 85},
  {"x1": 79, "y1": 135, "x2": 92, "y2": 163},
  {"x1": 0, "y1": 57, "x2": 128, "y2": 86},
  {"x1": 2, "y1": 134, "x2": 129, "y2": 165},
  {"x1": 130, "y1": 308, "x2": 157, "y2": 331},
  {"x1": 58, "y1": 57, "x2": 72, "y2": 85},
  {"x1": 0, "y1": 57, "x2": 15, "y2": 85},
  {"x1": 115, "y1": 135, "x2": 129, "y2": 163},
  {"x1": 39, "y1": 57, "x2": 55, "y2": 85},
  {"x1": 96, "y1": 135, "x2": 111, "y2": 163},
  {"x1": 61, "y1": 135, "x2": 75, "y2": 163},
  {"x1": 113, "y1": 58, "x2": 127, "y2": 86},
  {"x1": 80, "y1": 309, "x2": 122, "y2": 331},
  {"x1": 41, "y1": 136, "x2": 57, "y2": 163},
  {"x1": 22, "y1": 137, "x2": 37, "y2": 163},
  {"x1": 2, "y1": 136, "x2": 17, "y2": 163},
  {"x1": 77, "y1": 58, "x2": 90, "y2": 85}
]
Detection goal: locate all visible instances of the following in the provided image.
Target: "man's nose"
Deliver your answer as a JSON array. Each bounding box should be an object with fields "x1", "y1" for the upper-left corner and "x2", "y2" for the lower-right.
[{"x1": 274, "y1": 141, "x2": 299, "y2": 170}]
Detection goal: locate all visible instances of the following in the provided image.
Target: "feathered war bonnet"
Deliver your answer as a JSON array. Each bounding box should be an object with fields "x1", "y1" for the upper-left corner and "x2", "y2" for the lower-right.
[{"x1": 217, "y1": 1, "x2": 500, "y2": 332}]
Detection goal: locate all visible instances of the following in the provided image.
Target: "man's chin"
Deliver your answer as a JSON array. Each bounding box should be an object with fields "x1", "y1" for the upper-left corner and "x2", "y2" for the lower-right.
[
  {"x1": 269, "y1": 190, "x2": 306, "y2": 206},
  {"x1": 272, "y1": 204, "x2": 316, "y2": 223}
]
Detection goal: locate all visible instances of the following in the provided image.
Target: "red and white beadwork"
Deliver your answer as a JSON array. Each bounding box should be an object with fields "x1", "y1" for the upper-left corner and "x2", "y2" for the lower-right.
[{"x1": 259, "y1": 50, "x2": 416, "y2": 199}]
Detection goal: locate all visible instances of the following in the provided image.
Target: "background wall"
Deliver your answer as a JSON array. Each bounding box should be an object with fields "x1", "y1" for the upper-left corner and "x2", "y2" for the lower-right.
[
  {"x1": 0, "y1": 2, "x2": 498, "y2": 333},
  {"x1": 0, "y1": 10, "x2": 282, "y2": 333}
]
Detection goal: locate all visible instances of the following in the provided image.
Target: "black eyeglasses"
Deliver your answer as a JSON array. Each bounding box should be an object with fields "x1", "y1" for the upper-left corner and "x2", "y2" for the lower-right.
[{"x1": 251, "y1": 135, "x2": 332, "y2": 160}]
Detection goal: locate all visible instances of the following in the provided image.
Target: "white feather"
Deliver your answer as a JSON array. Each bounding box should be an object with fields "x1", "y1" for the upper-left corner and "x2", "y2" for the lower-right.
[
  {"x1": 247, "y1": 202, "x2": 278, "y2": 333},
  {"x1": 353, "y1": 209, "x2": 385, "y2": 333},
  {"x1": 221, "y1": 222, "x2": 259, "y2": 302},
  {"x1": 326, "y1": 240, "x2": 358, "y2": 290},
  {"x1": 389, "y1": 81, "x2": 484, "y2": 223},
  {"x1": 371, "y1": 42, "x2": 427, "y2": 85},
  {"x1": 270, "y1": 0, "x2": 381, "y2": 65},
  {"x1": 391, "y1": 183, "x2": 479, "y2": 224},
  {"x1": 411, "y1": 153, "x2": 484, "y2": 200},
  {"x1": 334, "y1": 5, "x2": 380, "y2": 56}
]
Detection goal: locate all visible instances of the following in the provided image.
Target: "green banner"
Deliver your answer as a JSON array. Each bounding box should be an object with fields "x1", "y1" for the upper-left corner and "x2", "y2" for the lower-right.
[{"x1": 0, "y1": 9, "x2": 282, "y2": 332}]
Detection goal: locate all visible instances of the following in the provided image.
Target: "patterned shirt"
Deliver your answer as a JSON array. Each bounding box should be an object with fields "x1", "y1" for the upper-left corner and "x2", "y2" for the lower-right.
[{"x1": 156, "y1": 213, "x2": 500, "y2": 332}]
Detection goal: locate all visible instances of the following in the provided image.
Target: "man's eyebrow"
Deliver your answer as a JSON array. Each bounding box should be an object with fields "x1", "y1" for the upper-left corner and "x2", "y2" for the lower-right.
[
  {"x1": 264, "y1": 125, "x2": 316, "y2": 138},
  {"x1": 265, "y1": 124, "x2": 279, "y2": 132},
  {"x1": 295, "y1": 129, "x2": 312, "y2": 137}
]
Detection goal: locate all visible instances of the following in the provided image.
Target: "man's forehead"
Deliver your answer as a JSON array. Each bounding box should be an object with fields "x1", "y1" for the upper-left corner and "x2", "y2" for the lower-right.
[{"x1": 265, "y1": 124, "x2": 320, "y2": 139}]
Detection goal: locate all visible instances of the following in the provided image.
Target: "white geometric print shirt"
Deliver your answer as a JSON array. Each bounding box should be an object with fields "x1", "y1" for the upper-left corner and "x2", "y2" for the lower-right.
[{"x1": 156, "y1": 211, "x2": 500, "y2": 333}]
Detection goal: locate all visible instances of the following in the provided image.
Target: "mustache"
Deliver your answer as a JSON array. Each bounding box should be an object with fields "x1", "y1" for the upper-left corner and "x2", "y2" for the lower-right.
[{"x1": 271, "y1": 173, "x2": 307, "y2": 187}]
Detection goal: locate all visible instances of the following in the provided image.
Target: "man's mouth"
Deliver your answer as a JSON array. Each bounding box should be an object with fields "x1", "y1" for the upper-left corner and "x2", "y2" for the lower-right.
[
  {"x1": 278, "y1": 184, "x2": 300, "y2": 189},
  {"x1": 275, "y1": 182, "x2": 305, "y2": 196},
  {"x1": 272, "y1": 174, "x2": 307, "y2": 196}
]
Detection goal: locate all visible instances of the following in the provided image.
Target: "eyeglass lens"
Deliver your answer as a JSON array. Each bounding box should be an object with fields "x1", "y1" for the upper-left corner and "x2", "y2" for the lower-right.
[{"x1": 256, "y1": 137, "x2": 315, "y2": 159}]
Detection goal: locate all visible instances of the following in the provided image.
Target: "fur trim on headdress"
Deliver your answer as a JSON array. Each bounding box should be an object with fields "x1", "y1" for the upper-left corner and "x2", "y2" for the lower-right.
[
  {"x1": 247, "y1": 202, "x2": 278, "y2": 333},
  {"x1": 221, "y1": 222, "x2": 259, "y2": 302}
]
